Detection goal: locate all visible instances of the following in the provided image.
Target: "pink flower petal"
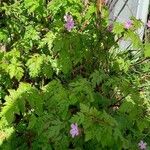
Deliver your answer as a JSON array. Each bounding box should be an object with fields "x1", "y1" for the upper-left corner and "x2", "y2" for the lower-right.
[
  {"x1": 70, "y1": 123, "x2": 79, "y2": 138},
  {"x1": 124, "y1": 20, "x2": 132, "y2": 29},
  {"x1": 147, "y1": 20, "x2": 150, "y2": 28}
]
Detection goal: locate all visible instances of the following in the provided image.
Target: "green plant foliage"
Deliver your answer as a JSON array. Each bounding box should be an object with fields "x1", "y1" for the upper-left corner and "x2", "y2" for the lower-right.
[
  {"x1": 144, "y1": 43, "x2": 150, "y2": 57},
  {"x1": 0, "y1": 0, "x2": 150, "y2": 149}
]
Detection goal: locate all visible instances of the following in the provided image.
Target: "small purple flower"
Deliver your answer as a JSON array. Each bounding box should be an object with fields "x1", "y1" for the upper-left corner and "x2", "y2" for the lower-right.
[
  {"x1": 138, "y1": 140, "x2": 147, "y2": 150},
  {"x1": 70, "y1": 123, "x2": 79, "y2": 138},
  {"x1": 124, "y1": 20, "x2": 132, "y2": 29},
  {"x1": 64, "y1": 13, "x2": 74, "y2": 32},
  {"x1": 147, "y1": 20, "x2": 150, "y2": 28}
]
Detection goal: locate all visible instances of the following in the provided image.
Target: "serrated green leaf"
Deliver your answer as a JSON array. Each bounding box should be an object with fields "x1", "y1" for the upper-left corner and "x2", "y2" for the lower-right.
[
  {"x1": 39, "y1": 31, "x2": 56, "y2": 50},
  {"x1": 85, "y1": 4, "x2": 96, "y2": 20},
  {"x1": 27, "y1": 114, "x2": 37, "y2": 129},
  {"x1": 6, "y1": 58, "x2": 24, "y2": 81},
  {"x1": 113, "y1": 22, "x2": 124, "y2": 35},
  {"x1": 26, "y1": 54, "x2": 44, "y2": 78},
  {"x1": 0, "y1": 29, "x2": 8, "y2": 42}
]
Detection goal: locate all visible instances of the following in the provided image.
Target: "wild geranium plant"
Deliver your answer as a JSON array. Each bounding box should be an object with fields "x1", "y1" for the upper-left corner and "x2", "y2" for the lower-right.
[{"x1": 0, "y1": 0, "x2": 150, "y2": 149}]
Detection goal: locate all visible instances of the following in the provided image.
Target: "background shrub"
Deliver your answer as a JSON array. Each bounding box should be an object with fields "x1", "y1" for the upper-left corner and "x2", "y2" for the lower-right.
[{"x1": 0, "y1": 0, "x2": 150, "y2": 149}]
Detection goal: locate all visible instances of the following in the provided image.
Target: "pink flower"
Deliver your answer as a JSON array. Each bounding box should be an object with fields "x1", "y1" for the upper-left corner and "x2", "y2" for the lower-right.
[
  {"x1": 70, "y1": 123, "x2": 79, "y2": 138},
  {"x1": 147, "y1": 20, "x2": 150, "y2": 28},
  {"x1": 138, "y1": 140, "x2": 147, "y2": 150},
  {"x1": 124, "y1": 20, "x2": 132, "y2": 29},
  {"x1": 64, "y1": 13, "x2": 74, "y2": 32}
]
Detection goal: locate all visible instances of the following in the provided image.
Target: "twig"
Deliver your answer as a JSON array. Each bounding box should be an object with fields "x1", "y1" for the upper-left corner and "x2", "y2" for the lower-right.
[
  {"x1": 108, "y1": 93, "x2": 130, "y2": 108},
  {"x1": 132, "y1": 58, "x2": 150, "y2": 66}
]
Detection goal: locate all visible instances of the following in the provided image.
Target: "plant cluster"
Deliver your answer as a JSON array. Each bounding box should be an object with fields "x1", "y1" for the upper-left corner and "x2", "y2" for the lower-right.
[{"x1": 0, "y1": 0, "x2": 150, "y2": 149}]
